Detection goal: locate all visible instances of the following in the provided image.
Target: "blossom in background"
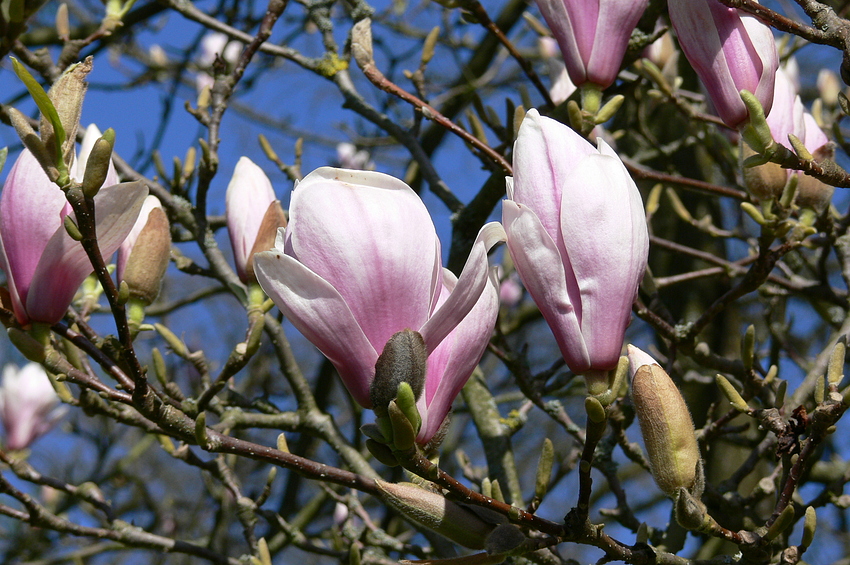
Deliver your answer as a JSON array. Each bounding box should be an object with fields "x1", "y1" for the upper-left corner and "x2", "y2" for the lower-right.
[
  {"x1": 225, "y1": 157, "x2": 287, "y2": 283},
  {"x1": 117, "y1": 195, "x2": 171, "y2": 305},
  {"x1": 195, "y1": 32, "x2": 243, "y2": 93},
  {"x1": 668, "y1": 0, "x2": 778, "y2": 128},
  {"x1": 535, "y1": 0, "x2": 649, "y2": 89},
  {"x1": 336, "y1": 143, "x2": 375, "y2": 171},
  {"x1": 0, "y1": 126, "x2": 147, "y2": 325},
  {"x1": 254, "y1": 167, "x2": 503, "y2": 443},
  {"x1": 502, "y1": 110, "x2": 648, "y2": 377},
  {"x1": 538, "y1": 37, "x2": 576, "y2": 105},
  {"x1": 0, "y1": 363, "x2": 66, "y2": 450}
]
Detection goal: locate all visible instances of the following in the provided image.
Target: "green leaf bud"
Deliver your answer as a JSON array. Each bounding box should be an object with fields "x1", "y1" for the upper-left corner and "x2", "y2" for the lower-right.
[
  {"x1": 535, "y1": 438, "x2": 554, "y2": 501},
  {"x1": 82, "y1": 135, "x2": 115, "y2": 197},
  {"x1": 828, "y1": 341, "x2": 845, "y2": 387},
  {"x1": 716, "y1": 375, "x2": 750, "y2": 412},
  {"x1": 801, "y1": 506, "x2": 816, "y2": 548}
]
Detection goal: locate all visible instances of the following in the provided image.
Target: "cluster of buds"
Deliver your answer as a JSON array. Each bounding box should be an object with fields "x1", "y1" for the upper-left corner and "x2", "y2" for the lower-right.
[{"x1": 743, "y1": 66, "x2": 834, "y2": 211}]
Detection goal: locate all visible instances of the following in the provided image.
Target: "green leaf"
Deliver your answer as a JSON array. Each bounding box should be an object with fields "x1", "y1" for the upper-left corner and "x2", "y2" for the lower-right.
[{"x1": 10, "y1": 58, "x2": 65, "y2": 164}]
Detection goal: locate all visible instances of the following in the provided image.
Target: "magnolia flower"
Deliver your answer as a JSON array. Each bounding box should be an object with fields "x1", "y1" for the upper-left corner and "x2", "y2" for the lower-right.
[
  {"x1": 0, "y1": 127, "x2": 148, "y2": 325},
  {"x1": 117, "y1": 195, "x2": 171, "y2": 305},
  {"x1": 0, "y1": 363, "x2": 67, "y2": 450},
  {"x1": 254, "y1": 168, "x2": 503, "y2": 443},
  {"x1": 502, "y1": 110, "x2": 648, "y2": 378},
  {"x1": 668, "y1": 0, "x2": 778, "y2": 128},
  {"x1": 225, "y1": 157, "x2": 287, "y2": 283},
  {"x1": 535, "y1": 0, "x2": 649, "y2": 89}
]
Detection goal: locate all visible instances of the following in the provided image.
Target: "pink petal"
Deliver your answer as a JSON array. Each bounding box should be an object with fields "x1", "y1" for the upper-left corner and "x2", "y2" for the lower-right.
[
  {"x1": 417, "y1": 266, "x2": 499, "y2": 443},
  {"x1": 0, "y1": 150, "x2": 69, "y2": 319},
  {"x1": 503, "y1": 200, "x2": 588, "y2": 371},
  {"x1": 26, "y1": 181, "x2": 148, "y2": 324},
  {"x1": 286, "y1": 167, "x2": 440, "y2": 353},
  {"x1": 254, "y1": 249, "x2": 378, "y2": 407},
  {"x1": 511, "y1": 110, "x2": 595, "y2": 250},
  {"x1": 559, "y1": 152, "x2": 648, "y2": 370},
  {"x1": 420, "y1": 222, "x2": 505, "y2": 353},
  {"x1": 587, "y1": 0, "x2": 649, "y2": 87}
]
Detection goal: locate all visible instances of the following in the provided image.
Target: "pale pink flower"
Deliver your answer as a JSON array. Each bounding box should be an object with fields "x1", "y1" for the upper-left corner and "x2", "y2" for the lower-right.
[{"x1": 503, "y1": 110, "x2": 648, "y2": 374}]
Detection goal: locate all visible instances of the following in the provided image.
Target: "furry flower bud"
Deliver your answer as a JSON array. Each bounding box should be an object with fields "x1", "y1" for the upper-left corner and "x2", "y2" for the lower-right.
[
  {"x1": 375, "y1": 480, "x2": 495, "y2": 549},
  {"x1": 628, "y1": 345, "x2": 703, "y2": 497}
]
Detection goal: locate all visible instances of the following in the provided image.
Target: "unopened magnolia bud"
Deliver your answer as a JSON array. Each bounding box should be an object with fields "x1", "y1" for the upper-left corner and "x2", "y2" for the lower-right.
[
  {"x1": 484, "y1": 523, "x2": 527, "y2": 555},
  {"x1": 796, "y1": 144, "x2": 836, "y2": 212},
  {"x1": 244, "y1": 200, "x2": 287, "y2": 281},
  {"x1": 276, "y1": 432, "x2": 289, "y2": 453},
  {"x1": 628, "y1": 345, "x2": 702, "y2": 498},
  {"x1": 63, "y1": 215, "x2": 83, "y2": 241},
  {"x1": 818, "y1": 69, "x2": 841, "y2": 107},
  {"x1": 743, "y1": 144, "x2": 786, "y2": 201},
  {"x1": 674, "y1": 487, "x2": 708, "y2": 531},
  {"x1": 375, "y1": 480, "x2": 495, "y2": 549},
  {"x1": 370, "y1": 329, "x2": 427, "y2": 412},
  {"x1": 121, "y1": 205, "x2": 171, "y2": 305},
  {"x1": 82, "y1": 135, "x2": 115, "y2": 197},
  {"x1": 350, "y1": 18, "x2": 374, "y2": 70},
  {"x1": 742, "y1": 325, "x2": 755, "y2": 370}
]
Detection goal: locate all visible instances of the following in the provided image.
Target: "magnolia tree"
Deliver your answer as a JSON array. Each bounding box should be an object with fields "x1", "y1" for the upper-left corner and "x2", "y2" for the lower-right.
[{"x1": 1, "y1": 0, "x2": 850, "y2": 563}]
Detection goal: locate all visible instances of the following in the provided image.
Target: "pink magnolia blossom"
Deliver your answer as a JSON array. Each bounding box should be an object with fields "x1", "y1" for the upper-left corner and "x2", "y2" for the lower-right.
[
  {"x1": 502, "y1": 110, "x2": 648, "y2": 374},
  {"x1": 254, "y1": 167, "x2": 503, "y2": 443},
  {"x1": 668, "y1": 0, "x2": 778, "y2": 128},
  {"x1": 0, "y1": 362, "x2": 66, "y2": 450},
  {"x1": 225, "y1": 157, "x2": 286, "y2": 283},
  {"x1": 0, "y1": 127, "x2": 148, "y2": 326},
  {"x1": 535, "y1": 0, "x2": 649, "y2": 89}
]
